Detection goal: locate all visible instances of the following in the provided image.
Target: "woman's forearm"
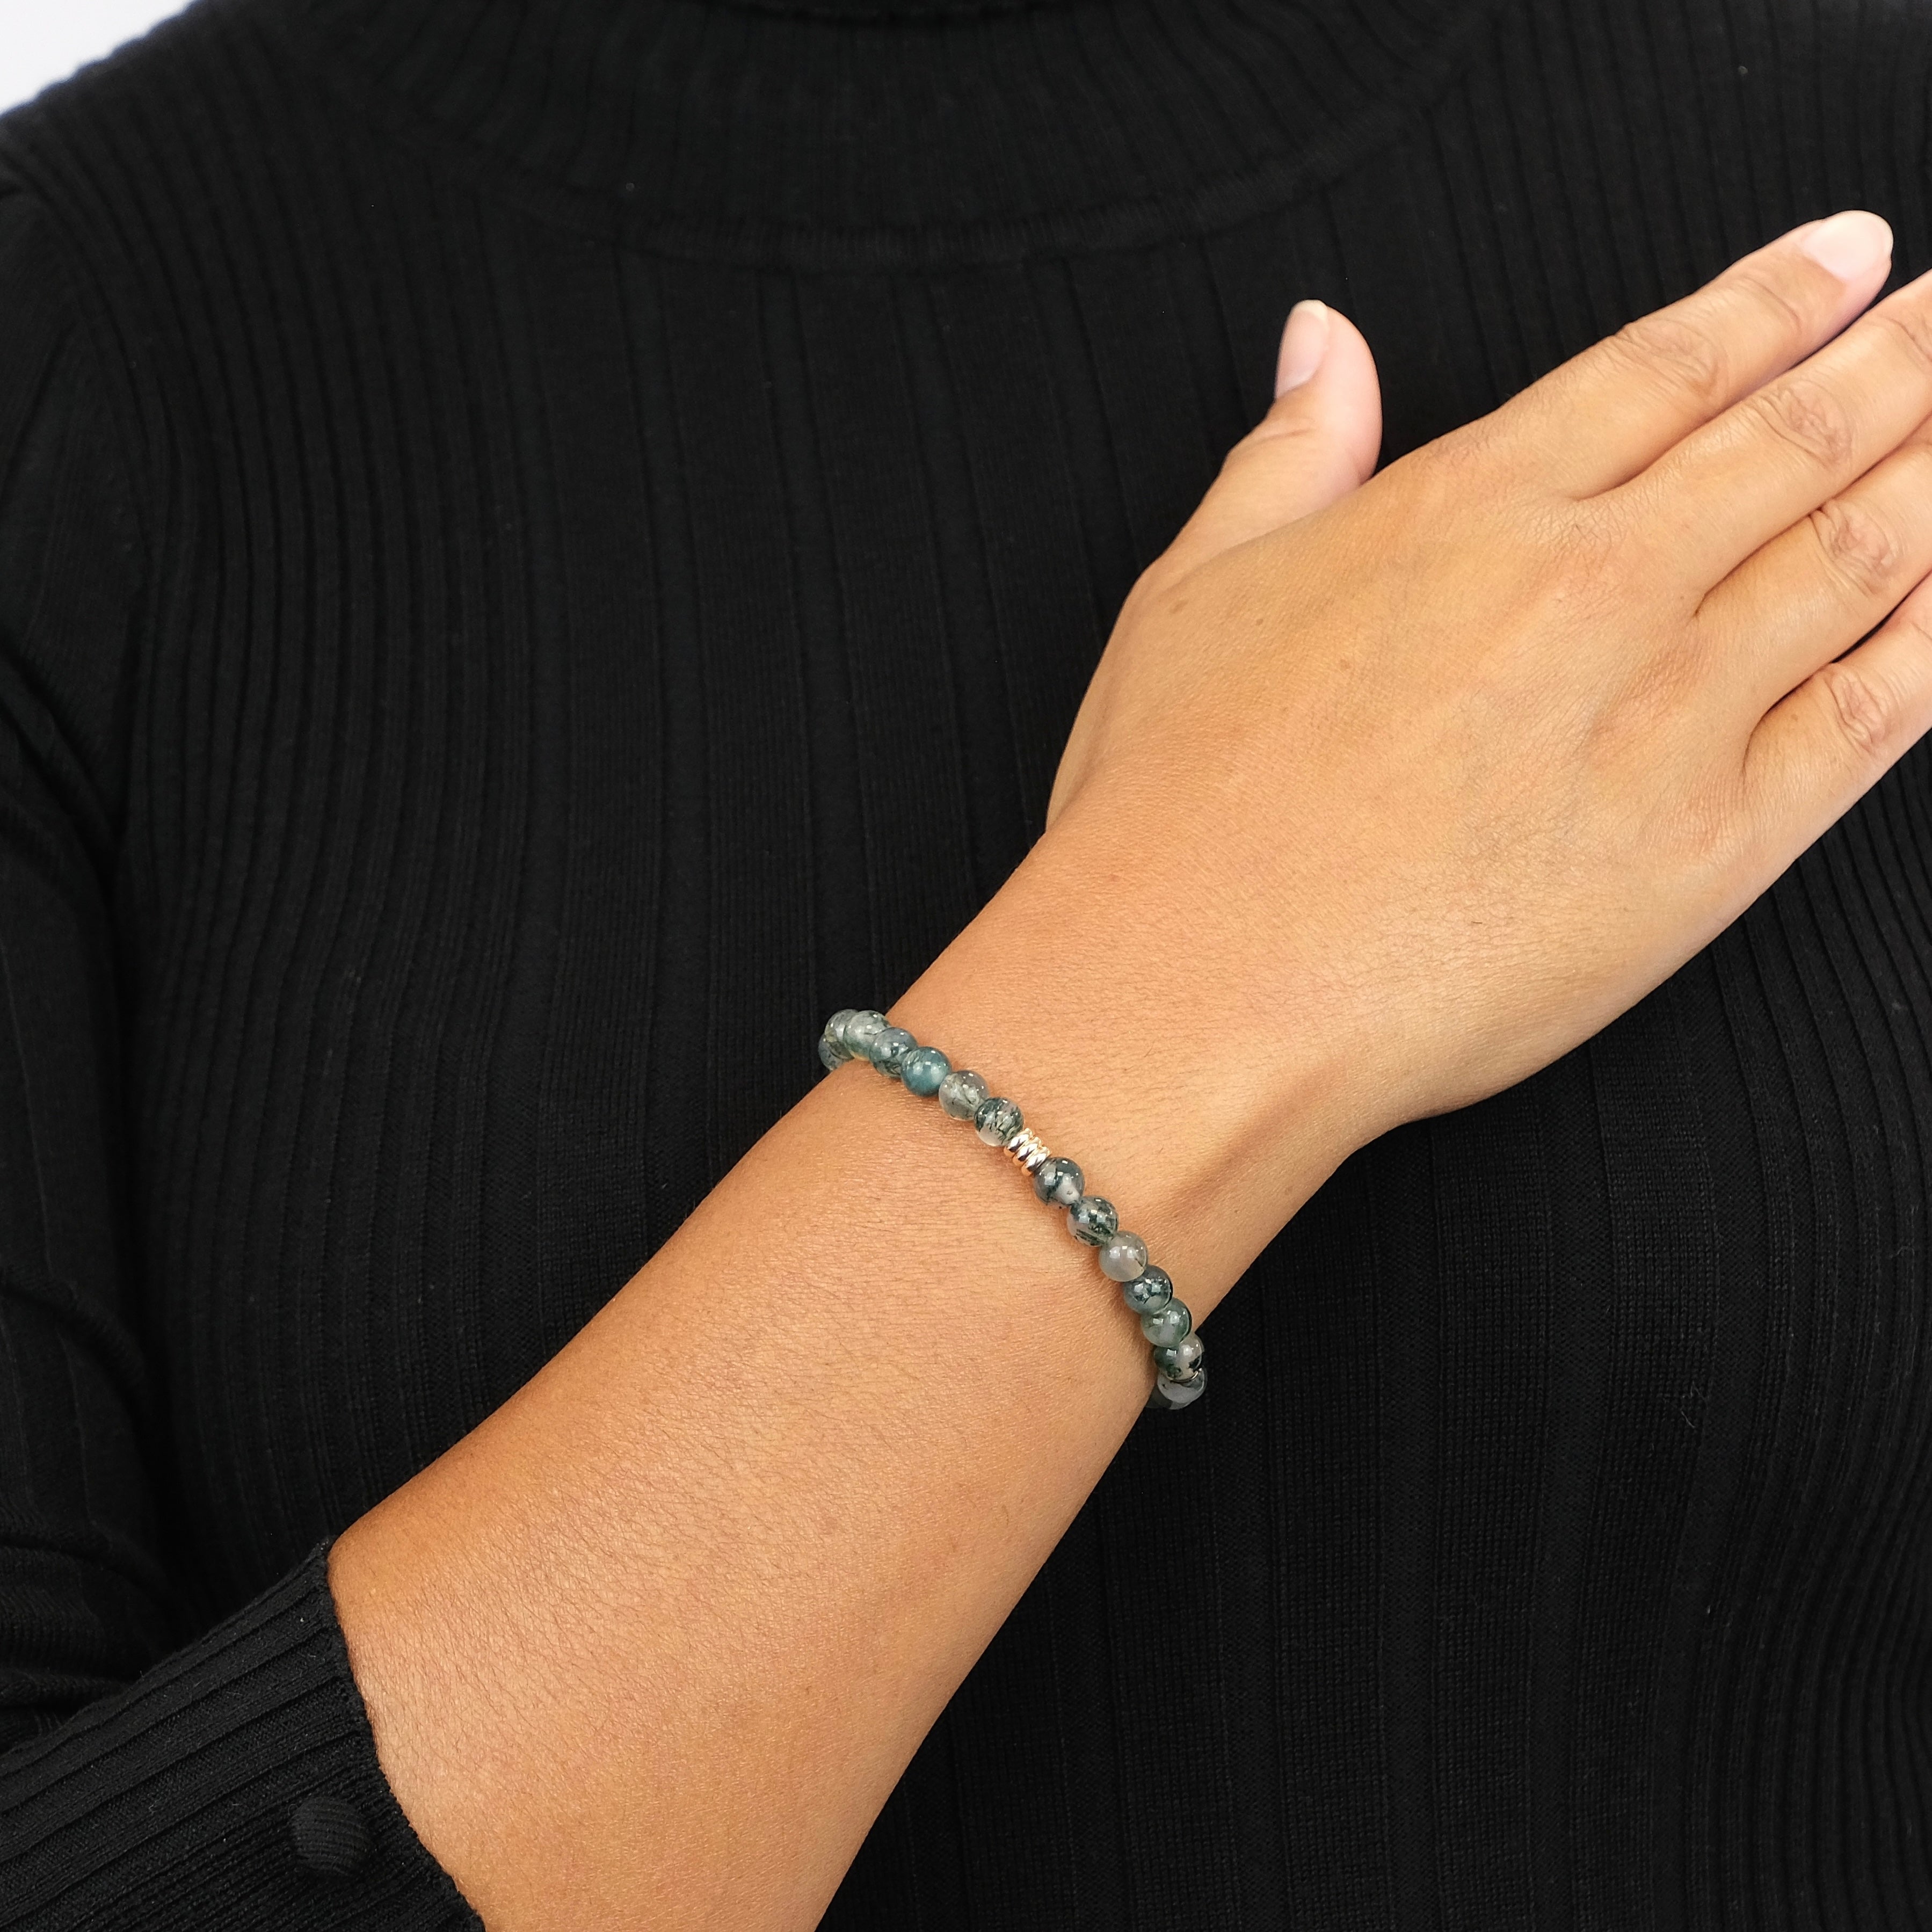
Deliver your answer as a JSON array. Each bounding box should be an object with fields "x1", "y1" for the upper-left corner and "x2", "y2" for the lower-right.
[
  {"x1": 332, "y1": 209, "x2": 1932, "y2": 1929},
  {"x1": 328, "y1": 786, "x2": 1366, "y2": 1931}
]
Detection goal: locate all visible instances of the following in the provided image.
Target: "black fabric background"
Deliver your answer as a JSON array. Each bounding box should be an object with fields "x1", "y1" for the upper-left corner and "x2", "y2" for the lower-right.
[{"x1": 3, "y1": 0, "x2": 1932, "y2": 1922}]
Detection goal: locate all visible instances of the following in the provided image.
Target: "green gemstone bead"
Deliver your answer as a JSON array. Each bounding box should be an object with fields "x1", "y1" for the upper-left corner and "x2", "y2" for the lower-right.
[
  {"x1": 1032, "y1": 1156, "x2": 1083, "y2": 1207},
  {"x1": 1067, "y1": 1195, "x2": 1117, "y2": 1246},
  {"x1": 818, "y1": 1010, "x2": 859, "y2": 1070},
  {"x1": 938, "y1": 1070, "x2": 990, "y2": 1120},
  {"x1": 1146, "y1": 1363, "x2": 1206, "y2": 1411},
  {"x1": 1152, "y1": 1333, "x2": 1203, "y2": 1377},
  {"x1": 842, "y1": 1010, "x2": 888, "y2": 1058},
  {"x1": 1140, "y1": 1298, "x2": 1192, "y2": 1349},
  {"x1": 1122, "y1": 1265, "x2": 1173, "y2": 1316},
  {"x1": 974, "y1": 1096, "x2": 1023, "y2": 1145},
  {"x1": 868, "y1": 1026, "x2": 917, "y2": 1076},
  {"x1": 899, "y1": 1046, "x2": 951, "y2": 1096}
]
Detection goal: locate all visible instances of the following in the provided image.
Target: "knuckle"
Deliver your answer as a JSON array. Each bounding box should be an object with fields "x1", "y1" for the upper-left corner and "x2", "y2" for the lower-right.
[
  {"x1": 1606, "y1": 311, "x2": 1728, "y2": 410},
  {"x1": 1546, "y1": 504, "x2": 1628, "y2": 592},
  {"x1": 1746, "y1": 377, "x2": 1855, "y2": 469},
  {"x1": 1819, "y1": 660, "x2": 1898, "y2": 757},
  {"x1": 1391, "y1": 428, "x2": 1500, "y2": 522},
  {"x1": 1871, "y1": 302, "x2": 1932, "y2": 379},
  {"x1": 1544, "y1": 493, "x2": 1664, "y2": 606},
  {"x1": 1420, "y1": 417, "x2": 1502, "y2": 483},
  {"x1": 1808, "y1": 496, "x2": 1903, "y2": 602},
  {"x1": 1724, "y1": 265, "x2": 1812, "y2": 352},
  {"x1": 1625, "y1": 615, "x2": 1708, "y2": 715}
]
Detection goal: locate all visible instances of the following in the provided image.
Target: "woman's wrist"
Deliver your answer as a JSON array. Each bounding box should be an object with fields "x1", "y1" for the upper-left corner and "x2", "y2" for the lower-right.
[{"x1": 890, "y1": 783, "x2": 1381, "y2": 1326}]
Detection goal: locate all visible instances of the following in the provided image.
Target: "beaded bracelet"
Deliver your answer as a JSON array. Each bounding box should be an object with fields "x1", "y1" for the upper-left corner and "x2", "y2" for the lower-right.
[{"x1": 817, "y1": 1008, "x2": 1205, "y2": 1412}]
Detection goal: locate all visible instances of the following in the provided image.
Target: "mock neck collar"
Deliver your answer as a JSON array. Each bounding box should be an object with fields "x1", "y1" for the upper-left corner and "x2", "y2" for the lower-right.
[{"x1": 283, "y1": 0, "x2": 1501, "y2": 264}]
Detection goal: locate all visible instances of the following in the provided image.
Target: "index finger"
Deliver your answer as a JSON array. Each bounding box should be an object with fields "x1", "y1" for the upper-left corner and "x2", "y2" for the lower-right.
[{"x1": 1491, "y1": 212, "x2": 1895, "y2": 498}]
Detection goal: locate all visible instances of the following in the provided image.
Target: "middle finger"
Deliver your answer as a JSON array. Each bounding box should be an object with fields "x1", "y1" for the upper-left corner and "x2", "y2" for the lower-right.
[{"x1": 1614, "y1": 266, "x2": 1932, "y2": 591}]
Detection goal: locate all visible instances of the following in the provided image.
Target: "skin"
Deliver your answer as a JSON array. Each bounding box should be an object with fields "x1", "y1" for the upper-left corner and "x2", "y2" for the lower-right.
[{"x1": 332, "y1": 209, "x2": 1932, "y2": 1928}]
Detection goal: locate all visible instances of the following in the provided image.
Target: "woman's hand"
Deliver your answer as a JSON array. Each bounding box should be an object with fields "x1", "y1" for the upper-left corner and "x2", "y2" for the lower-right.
[{"x1": 1044, "y1": 211, "x2": 1927, "y2": 1149}]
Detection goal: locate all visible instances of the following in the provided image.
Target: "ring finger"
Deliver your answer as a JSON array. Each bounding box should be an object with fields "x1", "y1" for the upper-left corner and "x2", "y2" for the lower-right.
[{"x1": 1697, "y1": 419, "x2": 1932, "y2": 715}]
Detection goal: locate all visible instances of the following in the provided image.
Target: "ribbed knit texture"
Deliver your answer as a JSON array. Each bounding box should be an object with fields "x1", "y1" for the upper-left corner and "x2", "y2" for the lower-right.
[{"x1": 2, "y1": 0, "x2": 1931, "y2": 1923}]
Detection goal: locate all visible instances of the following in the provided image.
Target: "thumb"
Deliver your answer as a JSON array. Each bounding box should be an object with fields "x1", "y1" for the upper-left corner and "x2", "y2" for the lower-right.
[{"x1": 1146, "y1": 301, "x2": 1383, "y2": 592}]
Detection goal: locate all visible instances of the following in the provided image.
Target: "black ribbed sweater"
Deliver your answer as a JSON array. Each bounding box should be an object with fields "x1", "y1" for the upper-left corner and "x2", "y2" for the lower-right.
[{"x1": 2, "y1": 0, "x2": 1931, "y2": 1923}]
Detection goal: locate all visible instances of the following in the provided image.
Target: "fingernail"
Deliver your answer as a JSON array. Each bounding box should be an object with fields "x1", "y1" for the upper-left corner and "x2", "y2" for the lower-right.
[
  {"x1": 1275, "y1": 300, "x2": 1332, "y2": 395},
  {"x1": 1798, "y1": 209, "x2": 1893, "y2": 281}
]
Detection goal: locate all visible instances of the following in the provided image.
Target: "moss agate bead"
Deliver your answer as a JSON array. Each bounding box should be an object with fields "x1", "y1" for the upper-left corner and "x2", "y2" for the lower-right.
[
  {"x1": 868, "y1": 1026, "x2": 918, "y2": 1076},
  {"x1": 974, "y1": 1096, "x2": 1023, "y2": 1145},
  {"x1": 899, "y1": 1046, "x2": 951, "y2": 1096},
  {"x1": 1122, "y1": 1265, "x2": 1173, "y2": 1315},
  {"x1": 843, "y1": 1010, "x2": 888, "y2": 1059},
  {"x1": 1146, "y1": 1363, "x2": 1207, "y2": 1411},
  {"x1": 1153, "y1": 1333, "x2": 1204, "y2": 1378},
  {"x1": 1099, "y1": 1232, "x2": 1149, "y2": 1281},
  {"x1": 818, "y1": 1010, "x2": 859, "y2": 1070},
  {"x1": 938, "y1": 1070, "x2": 990, "y2": 1120},
  {"x1": 1032, "y1": 1156, "x2": 1083, "y2": 1207},
  {"x1": 1140, "y1": 1298, "x2": 1192, "y2": 1349},
  {"x1": 1067, "y1": 1195, "x2": 1117, "y2": 1246}
]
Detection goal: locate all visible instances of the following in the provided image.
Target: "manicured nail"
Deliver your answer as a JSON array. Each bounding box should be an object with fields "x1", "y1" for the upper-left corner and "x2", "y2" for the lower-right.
[
  {"x1": 1798, "y1": 210, "x2": 1893, "y2": 281},
  {"x1": 1274, "y1": 300, "x2": 1332, "y2": 395}
]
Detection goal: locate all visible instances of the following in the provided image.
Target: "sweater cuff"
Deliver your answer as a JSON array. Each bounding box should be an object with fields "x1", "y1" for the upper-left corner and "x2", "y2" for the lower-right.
[{"x1": 0, "y1": 1541, "x2": 480, "y2": 1930}]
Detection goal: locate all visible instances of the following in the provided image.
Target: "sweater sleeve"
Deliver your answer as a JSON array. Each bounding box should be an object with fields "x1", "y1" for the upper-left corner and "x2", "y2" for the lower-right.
[{"x1": 0, "y1": 187, "x2": 477, "y2": 1929}]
